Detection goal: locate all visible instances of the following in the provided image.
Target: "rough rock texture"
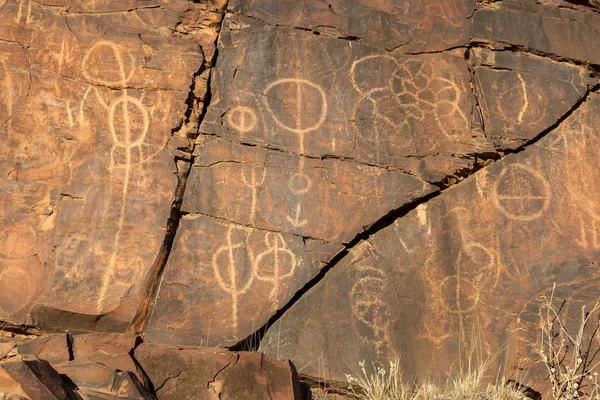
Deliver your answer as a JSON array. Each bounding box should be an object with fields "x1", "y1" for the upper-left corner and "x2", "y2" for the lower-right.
[
  {"x1": 262, "y1": 93, "x2": 600, "y2": 387},
  {"x1": 0, "y1": 1, "x2": 226, "y2": 331},
  {"x1": 2, "y1": 0, "x2": 600, "y2": 397},
  {"x1": 0, "y1": 333, "x2": 303, "y2": 400},
  {"x1": 135, "y1": 343, "x2": 304, "y2": 399}
]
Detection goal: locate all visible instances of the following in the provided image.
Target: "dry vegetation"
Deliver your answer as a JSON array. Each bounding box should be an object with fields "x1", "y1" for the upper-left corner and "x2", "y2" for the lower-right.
[{"x1": 313, "y1": 284, "x2": 600, "y2": 400}]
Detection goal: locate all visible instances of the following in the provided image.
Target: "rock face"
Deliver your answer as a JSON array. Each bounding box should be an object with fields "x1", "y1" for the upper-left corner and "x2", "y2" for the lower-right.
[
  {"x1": 0, "y1": 1, "x2": 225, "y2": 331},
  {"x1": 2, "y1": 0, "x2": 600, "y2": 397},
  {"x1": 262, "y1": 93, "x2": 600, "y2": 386},
  {"x1": 0, "y1": 333, "x2": 302, "y2": 399}
]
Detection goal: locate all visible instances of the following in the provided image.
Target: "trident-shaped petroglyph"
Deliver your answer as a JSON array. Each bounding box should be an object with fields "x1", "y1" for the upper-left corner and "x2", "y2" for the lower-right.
[
  {"x1": 80, "y1": 40, "x2": 153, "y2": 313},
  {"x1": 241, "y1": 167, "x2": 266, "y2": 225},
  {"x1": 212, "y1": 226, "x2": 256, "y2": 333}
]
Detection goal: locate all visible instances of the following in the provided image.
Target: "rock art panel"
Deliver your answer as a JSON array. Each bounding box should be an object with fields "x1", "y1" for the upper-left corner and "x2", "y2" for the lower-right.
[
  {"x1": 262, "y1": 93, "x2": 600, "y2": 389},
  {"x1": 201, "y1": 14, "x2": 492, "y2": 182},
  {"x1": 183, "y1": 136, "x2": 434, "y2": 243},
  {"x1": 472, "y1": 0, "x2": 600, "y2": 65},
  {"x1": 0, "y1": 3, "x2": 217, "y2": 331},
  {"x1": 146, "y1": 214, "x2": 331, "y2": 346},
  {"x1": 229, "y1": 0, "x2": 473, "y2": 52},
  {"x1": 148, "y1": 135, "x2": 435, "y2": 346},
  {"x1": 471, "y1": 48, "x2": 596, "y2": 148}
]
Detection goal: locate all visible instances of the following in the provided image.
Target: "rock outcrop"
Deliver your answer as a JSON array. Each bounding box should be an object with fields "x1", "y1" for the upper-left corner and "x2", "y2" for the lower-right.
[{"x1": 1, "y1": 0, "x2": 600, "y2": 397}]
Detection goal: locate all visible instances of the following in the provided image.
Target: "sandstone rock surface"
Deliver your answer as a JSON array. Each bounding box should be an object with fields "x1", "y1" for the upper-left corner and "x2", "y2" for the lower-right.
[
  {"x1": 262, "y1": 93, "x2": 600, "y2": 387},
  {"x1": 1, "y1": 0, "x2": 600, "y2": 397}
]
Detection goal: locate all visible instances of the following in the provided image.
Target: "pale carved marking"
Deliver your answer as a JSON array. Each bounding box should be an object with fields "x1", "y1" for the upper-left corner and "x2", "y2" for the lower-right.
[
  {"x1": 350, "y1": 55, "x2": 469, "y2": 146},
  {"x1": 0, "y1": 53, "x2": 14, "y2": 124},
  {"x1": 80, "y1": 40, "x2": 156, "y2": 313},
  {"x1": 253, "y1": 232, "x2": 297, "y2": 305},
  {"x1": 227, "y1": 105, "x2": 257, "y2": 134},
  {"x1": 285, "y1": 157, "x2": 311, "y2": 229},
  {"x1": 516, "y1": 73, "x2": 528, "y2": 124},
  {"x1": 263, "y1": 78, "x2": 328, "y2": 154},
  {"x1": 349, "y1": 265, "x2": 390, "y2": 358},
  {"x1": 241, "y1": 167, "x2": 266, "y2": 225},
  {"x1": 211, "y1": 225, "x2": 297, "y2": 334},
  {"x1": 14, "y1": 0, "x2": 33, "y2": 24},
  {"x1": 493, "y1": 164, "x2": 551, "y2": 221}
]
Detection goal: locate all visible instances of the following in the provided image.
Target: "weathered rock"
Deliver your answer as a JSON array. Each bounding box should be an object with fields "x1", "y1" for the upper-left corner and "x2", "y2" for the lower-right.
[
  {"x1": 135, "y1": 343, "x2": 303, "y2": 400},
  {"x1": 229, "y1": 0, "x2": 474, "y2": 52},
  {"x1": 0, "y1": 1, "x2": 225, "y2": 331},
  {"x1": 201, "y1": 14, "x2": 491, "y2": 182},
  {"x1": 472, "y1": 0, "x2": 600, "y2": 65},
  {"x1": 18, "y1": 333, "x2": 150, "y2": 397},
  {"x1": 262, "y1": 92, "x2": 600, "y2": 389},
  {"x1": 471, "y1": 48, "x2": 596, "y2": 149},
  {"x1": 0, "y1": 358, "x2": 76, "y2": 400}
]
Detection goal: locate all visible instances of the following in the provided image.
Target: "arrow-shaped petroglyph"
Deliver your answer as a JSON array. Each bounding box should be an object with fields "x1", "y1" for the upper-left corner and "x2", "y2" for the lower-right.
[{"x1": 286, "y1": 202, "x2": 307, "y2": 228}]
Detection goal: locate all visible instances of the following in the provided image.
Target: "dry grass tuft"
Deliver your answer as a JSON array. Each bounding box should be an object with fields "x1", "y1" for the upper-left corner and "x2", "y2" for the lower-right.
[{"x1": 341, "y1": 357, "x2": 527, "y2": 400}]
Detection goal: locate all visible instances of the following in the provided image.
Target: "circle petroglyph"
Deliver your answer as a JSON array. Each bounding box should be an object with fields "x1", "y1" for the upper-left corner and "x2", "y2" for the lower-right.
[
  {"x1": 264, "y1": 78, "x2": 328, "y2": 134},
  {"x1": 288, "y1": 172, "x2": 312, "y2": 195},
  {"x1": 82, "y1": 41, "x2": 135, "y2": 87},
  {"x1": 226, "y1": 106, "x2": 257, "y2": 134},
  {"x1": 109, "y1": 96, "x2": 149, "y2": 149},
  {"x1": 439, "y1": 243, "x2": 497, "y2": 314},
  {"x1": 493, "y1": 164, "x2": 551, "y2": 221}
]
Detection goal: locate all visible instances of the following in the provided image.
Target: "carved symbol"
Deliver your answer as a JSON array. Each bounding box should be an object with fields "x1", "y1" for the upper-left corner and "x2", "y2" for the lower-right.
[
  {"x1": 241, "y1": 167, "x2": 266, "y2": 225},
  {"x1": 0, "y1": 53, "x2": 14, "y2": 124},
  {"x1": 493, "y1": 164, "x2": 551, "y2": 221},
  {"x1": 287, "y1": 172, "x2": 312, "y2": 195},
  {"x1": 227, "y1": 106, "x2": 257, "y2": 134},
  {"x1": 439, "y1": 243, "x2": 496, "y2": 315},
  {"x1": 350, "y1": 55, "x2": 469, "y2": 147},
  {"x1": 264, "y1": 78, "x2": 328, "y2": 153},
  {"x1": 81, "y1": 40, "x2": 155, "y2": 313},
  {"x1": 212, "y1": 226, "x2": 255, "y2": 333},
  {"x1": 286, "y1": 202, "x2": 307, "y2": 228},
  {"x1": 350, "y1": 266, "x2": 389, "y2": 358},
  {"x1": 210, "y1": 224, "x2": 298, "y2": 334},
  {"x1": 253, "y1": 233, "x2": 297, "y2": 306},
  {"x1": 14, "y1": 0, "x2": 33, "y2": 24}
]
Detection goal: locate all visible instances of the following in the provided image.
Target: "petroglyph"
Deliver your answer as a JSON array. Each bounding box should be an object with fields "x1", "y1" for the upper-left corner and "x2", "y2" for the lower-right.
[
  {"x1": 80, "y1": 40, "x2": 156, "y2": 313},
  {"x1": 210, "y1": 224, "x2": 298, "y2": 333},
  {"x1": 14, "y1": 0, "x2": 33, "y2": 24},
  {"x1": 493, "y1": 164, "x2": 551, "y2": 221},
  {"x1": 263, "y1": 78, "x2": 328, "y2": 153},
  {"x1": 0, "y1": 53, "x2": 14, "y2": 124},
  {"x1": 212, "y1": 225, "x2": 255, "y2": 332},
  {"x1": 350, "y1": 54, "x2": 469, "y2": 142},
  {"x1": 253, "y1": 232, "x2": 297, "y2": 307},
  {"x1": 241, "y1": 166, "x2": 266, "y2": 225},
  {"x1": 227, "y1": 105, "x2": 257, "y2": 134},
  {"x1": 350, "y1": 265, "x2": 390, "y2": 358},
  {"x1": 286, "y1": 202, "x2": 307, "y2": 228}
]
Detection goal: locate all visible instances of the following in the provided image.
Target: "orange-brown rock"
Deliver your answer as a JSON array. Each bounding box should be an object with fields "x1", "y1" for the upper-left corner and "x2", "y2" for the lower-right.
[
  {"x1": 229, "y1": 0, "x2": 474, "y2": 52},
  {"x1": 262, "y1": 92, "x2": 600, "y2": 390},
  {"x1": 135, "y1": 343, "x2": 304, "y2": 400},
  {"x1": 0, "y1": 1, "x2": 225, "y2": 331}
]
